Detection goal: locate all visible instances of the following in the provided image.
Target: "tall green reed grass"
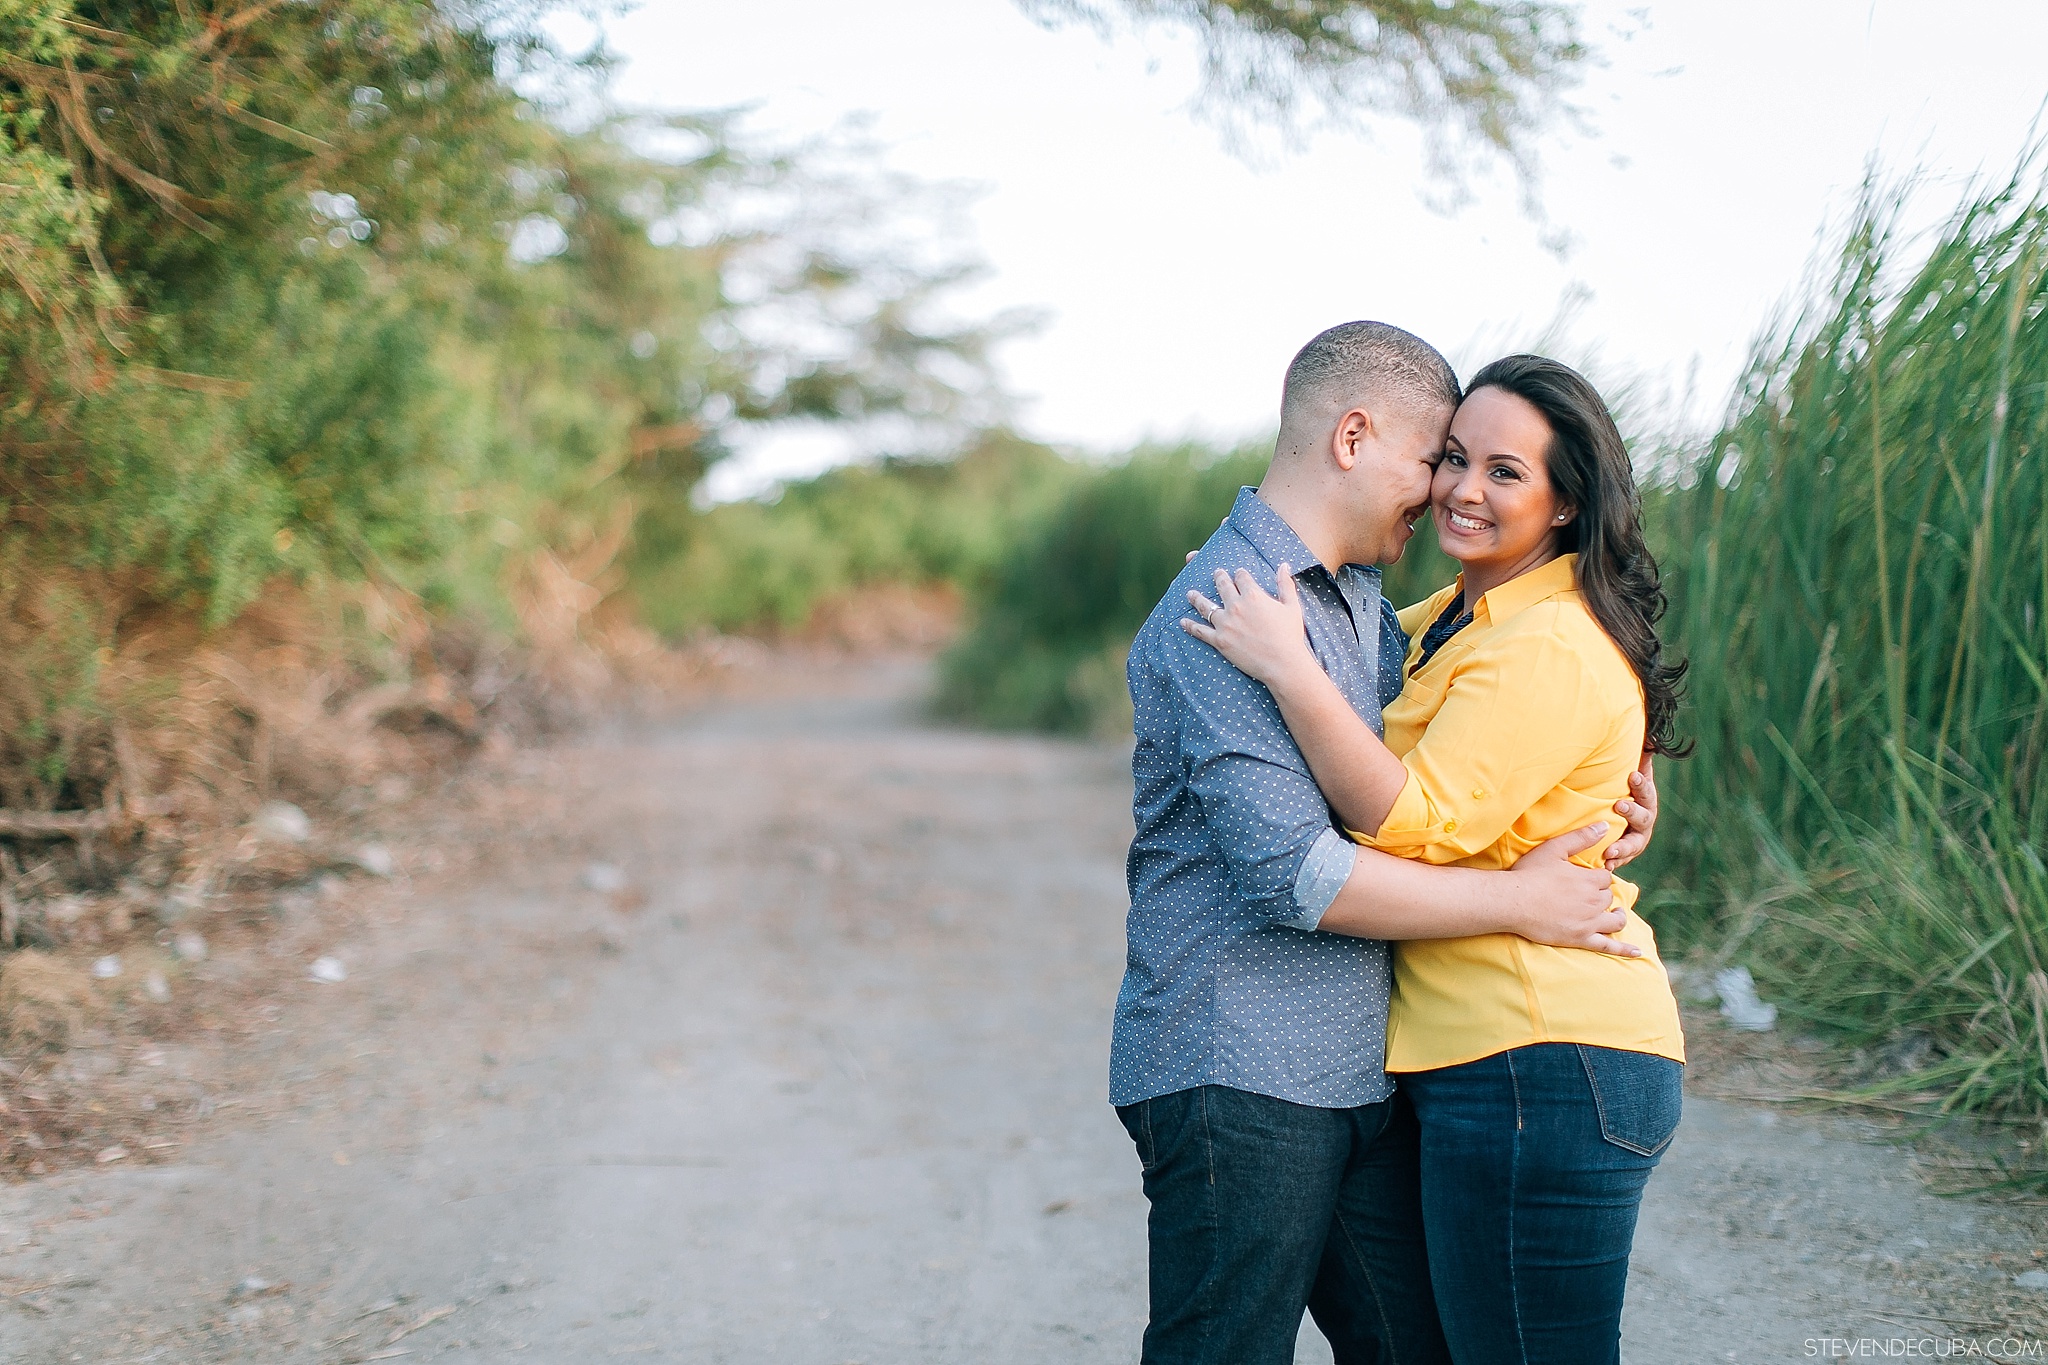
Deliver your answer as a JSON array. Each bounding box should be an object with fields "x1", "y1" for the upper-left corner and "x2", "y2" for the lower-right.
[{"x1": 1652, "y1": 164, "x2": 2048, "y2": 1129}]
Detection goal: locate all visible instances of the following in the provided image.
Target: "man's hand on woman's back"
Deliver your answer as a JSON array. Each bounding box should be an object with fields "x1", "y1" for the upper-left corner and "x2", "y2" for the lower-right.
[{"x1": 1602, "y1": 754, "x2": 1658, "y2": 869}]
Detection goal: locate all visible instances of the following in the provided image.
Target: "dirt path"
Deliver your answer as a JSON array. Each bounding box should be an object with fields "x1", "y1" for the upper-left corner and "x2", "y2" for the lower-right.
[{"x1": 2, "y1": 657, "x2": 2043, "y2": 1363}]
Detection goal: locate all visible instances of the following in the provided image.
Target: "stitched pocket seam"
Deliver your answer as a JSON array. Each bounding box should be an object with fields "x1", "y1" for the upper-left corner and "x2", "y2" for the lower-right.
[{"x1": 1578, "y1": 1044, "x2": 1677, "y2": 1157}]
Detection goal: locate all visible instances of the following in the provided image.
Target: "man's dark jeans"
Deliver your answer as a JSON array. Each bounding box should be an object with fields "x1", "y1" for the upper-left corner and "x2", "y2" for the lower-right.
[
  {"x1": 1116, "y1": 1085, "x2": 1450, "y2": 1365},
  {"x1": 1403, "y1": 1043, "x2": 1683, "y2": 1365}
]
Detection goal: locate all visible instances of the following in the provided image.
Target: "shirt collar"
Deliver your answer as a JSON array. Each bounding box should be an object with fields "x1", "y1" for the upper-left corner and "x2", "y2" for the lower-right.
[
  {"x1": 1224, "y1": 487, "x2": 1381, "y2": 581},
  {"x1": 1468, "y1": 552, "x2": 1580, "y2": 624}
]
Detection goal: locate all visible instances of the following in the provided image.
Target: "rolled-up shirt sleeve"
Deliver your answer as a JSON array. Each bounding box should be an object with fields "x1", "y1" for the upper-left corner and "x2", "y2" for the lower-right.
[
  {"x1": 1160, "y1": 625, "x2": 1351, "y2": 927},
  {"x1": 1281, "y1": 827, "x2": 1357, "y2": 931},
  {"x1": 1354, "y1": 627, "x2": 1615, "y2": 863}
]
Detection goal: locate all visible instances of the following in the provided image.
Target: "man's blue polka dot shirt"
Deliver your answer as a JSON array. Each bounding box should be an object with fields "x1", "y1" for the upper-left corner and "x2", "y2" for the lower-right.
[{"x1": 1111, "y1": 488, "x2": 1409, "y2": 1110}]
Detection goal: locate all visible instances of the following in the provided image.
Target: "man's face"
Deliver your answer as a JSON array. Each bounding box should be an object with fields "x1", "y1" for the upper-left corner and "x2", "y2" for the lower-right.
[{"x1": 1353, "y1": 402, "x2": 1453, "y2": 565}]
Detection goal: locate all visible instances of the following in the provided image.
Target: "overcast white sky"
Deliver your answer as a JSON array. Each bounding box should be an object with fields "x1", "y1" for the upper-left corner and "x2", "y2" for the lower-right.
[{"x1": 590, "y1": 1, "x2": 2048, "y2": 497}]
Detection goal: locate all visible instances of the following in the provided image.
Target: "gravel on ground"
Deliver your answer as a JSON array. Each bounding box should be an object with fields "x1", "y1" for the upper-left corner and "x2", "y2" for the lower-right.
[{"x1": 1, "y1": 655, "x2": 2042, "y2": 1364}]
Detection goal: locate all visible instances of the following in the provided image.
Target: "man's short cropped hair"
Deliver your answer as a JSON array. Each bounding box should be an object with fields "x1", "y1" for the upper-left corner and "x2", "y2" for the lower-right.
[{"x1": 1280, "y1": 321, "x2": 1461, "y2": 428}]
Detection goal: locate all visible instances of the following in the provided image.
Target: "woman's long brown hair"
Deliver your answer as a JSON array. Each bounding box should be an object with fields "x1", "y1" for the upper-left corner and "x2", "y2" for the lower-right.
[{"x1": 1466, "y1": 354, "x2": 1691, "y2": 757}]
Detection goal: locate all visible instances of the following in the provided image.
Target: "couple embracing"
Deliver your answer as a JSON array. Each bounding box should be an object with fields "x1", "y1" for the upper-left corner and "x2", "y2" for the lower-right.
[{"x1": 1113, "y1": 322, "x2": 1688, "y2": 1365}]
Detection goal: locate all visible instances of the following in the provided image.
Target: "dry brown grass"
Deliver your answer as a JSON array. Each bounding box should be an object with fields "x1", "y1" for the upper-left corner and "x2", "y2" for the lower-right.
[
  {"x1": 0, "y1": 557, "x2": 643, "y2": 952},
  {"x1": 0, "y1": 951, "x2": 97, "y2": 1056}
]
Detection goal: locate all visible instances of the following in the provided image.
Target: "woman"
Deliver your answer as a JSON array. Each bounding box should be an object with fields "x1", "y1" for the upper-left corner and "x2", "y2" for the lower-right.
[{"x1": 1181, "y1": 354, "x2": 1687, "y2": 1365}]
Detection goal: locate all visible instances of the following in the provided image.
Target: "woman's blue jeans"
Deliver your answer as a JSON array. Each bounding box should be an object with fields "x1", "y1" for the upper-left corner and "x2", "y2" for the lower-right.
[{"x1": 1400, "y1": 1043, "x2": 1682, "y2": 1365}]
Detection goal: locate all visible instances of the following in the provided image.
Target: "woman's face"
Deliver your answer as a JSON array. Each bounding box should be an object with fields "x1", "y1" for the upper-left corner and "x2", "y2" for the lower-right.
[{"x1": 1431, "y1": 385, "x2": 1571, "y2": 573}]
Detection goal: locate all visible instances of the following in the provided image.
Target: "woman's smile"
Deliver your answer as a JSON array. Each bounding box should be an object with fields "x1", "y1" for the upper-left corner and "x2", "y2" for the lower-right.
[{"x1": 1428, "y1": 385, "x2": 1572, "y2": 600}]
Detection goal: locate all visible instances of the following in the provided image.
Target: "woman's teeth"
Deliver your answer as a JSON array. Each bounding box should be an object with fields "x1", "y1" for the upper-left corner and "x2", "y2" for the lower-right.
[{"x1": 1447, "y1": 511, "x2": 1491, "y2": 532}]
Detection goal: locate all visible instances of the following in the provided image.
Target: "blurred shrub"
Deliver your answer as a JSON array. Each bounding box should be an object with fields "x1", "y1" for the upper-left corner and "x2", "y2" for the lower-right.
[
  {"x1": 936, "y1": 443, "x2": 1250, "y2": 734},
  {"x1": 627, "y1": 434, "x2": 1078, "y2": 636}
]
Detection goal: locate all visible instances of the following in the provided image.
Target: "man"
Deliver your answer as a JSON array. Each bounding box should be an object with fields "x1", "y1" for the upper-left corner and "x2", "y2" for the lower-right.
[{"x1": 1113, "y1": 321, "x2": 1658, "y2": 1364}]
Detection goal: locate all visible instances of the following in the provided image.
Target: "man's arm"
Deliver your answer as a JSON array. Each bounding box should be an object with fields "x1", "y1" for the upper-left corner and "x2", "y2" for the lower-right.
[
  {"x1": 1603, "y1": 755, "x2": 1658, "y2": 868},
  {"x1": 1315, "y1": 825, "x2": 1641, "y2": 957}
]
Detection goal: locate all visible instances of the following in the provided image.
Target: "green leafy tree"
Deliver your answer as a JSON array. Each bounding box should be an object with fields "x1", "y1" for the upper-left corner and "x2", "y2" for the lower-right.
[
  {"x1": 0, "y1": 0, "x2": 1016, "y2": 814},
  {"x1": 1020, "y1": 0, "x2": 1586, "y2": 204},
  {"x1": 0, "y1": 1, "x2": 1009, "y2": 622}
]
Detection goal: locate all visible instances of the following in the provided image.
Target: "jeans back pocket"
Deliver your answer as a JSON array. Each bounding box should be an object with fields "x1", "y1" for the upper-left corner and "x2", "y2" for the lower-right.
[{"x1": 1577, "y1": 1045, "x2": 1683, "y2": 1157}]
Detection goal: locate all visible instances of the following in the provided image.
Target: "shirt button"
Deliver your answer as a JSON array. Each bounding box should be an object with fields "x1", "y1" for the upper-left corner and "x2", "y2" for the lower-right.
[
  {"x1": 1471, "y1": 788, "x2": 1487, "y2": 800},
  {"x1": 1443, "y1": 819, "x2": 1459, "y2": 834}
]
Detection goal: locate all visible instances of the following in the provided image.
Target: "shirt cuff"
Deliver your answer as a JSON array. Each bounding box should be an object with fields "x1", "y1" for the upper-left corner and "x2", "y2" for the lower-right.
[
  {"x1": 1278, "y1": 827, "x2": 1356, "y2": 931},
  {"x1": 1351, "y1": 770, "x2": 1443, "y2": 852}
]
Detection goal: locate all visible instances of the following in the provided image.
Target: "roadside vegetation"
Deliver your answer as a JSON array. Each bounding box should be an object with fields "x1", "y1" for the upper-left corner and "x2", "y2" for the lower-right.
[
  {"x1": 627, "y1": 435, "x2": 1078, "y2": 639},
  {"x1": 1644, "y1": 168, "x2": 2048, "y2": 1140}
]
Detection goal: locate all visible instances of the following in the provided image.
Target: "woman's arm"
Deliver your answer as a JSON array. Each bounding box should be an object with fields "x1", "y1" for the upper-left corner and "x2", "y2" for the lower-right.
[
  {"x1": 1174, "y1": 551, "x2": 1661, "y2": 866},
  {"x1": 1181, "y1": 565, "x2": 1409, "y2": 835},
  {"x1": 1319, "y1": 827, "x2": 1636, "y2": 956}
]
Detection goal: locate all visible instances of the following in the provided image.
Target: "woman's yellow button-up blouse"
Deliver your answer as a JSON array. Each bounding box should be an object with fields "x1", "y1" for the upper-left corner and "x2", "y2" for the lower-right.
[{"x1": 1348, "y1": 553, "x2": 1686, "y2": 1074}]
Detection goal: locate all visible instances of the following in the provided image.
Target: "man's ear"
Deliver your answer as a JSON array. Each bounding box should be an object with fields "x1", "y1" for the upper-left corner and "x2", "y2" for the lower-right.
[{"x1": 1331, "y1": 407, "x2": 1375, "y2": 472}]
